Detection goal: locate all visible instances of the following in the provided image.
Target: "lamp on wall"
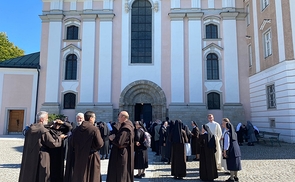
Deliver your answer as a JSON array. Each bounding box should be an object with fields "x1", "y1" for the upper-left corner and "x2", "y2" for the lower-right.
[{"x1": 245, "y1": 35, "x2": 251, "y2": 39}]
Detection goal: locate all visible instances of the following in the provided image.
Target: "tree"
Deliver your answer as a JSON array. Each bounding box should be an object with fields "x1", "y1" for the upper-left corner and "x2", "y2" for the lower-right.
[{"x1": 0, "y1": 32, "x2": 24, "y2": 61}]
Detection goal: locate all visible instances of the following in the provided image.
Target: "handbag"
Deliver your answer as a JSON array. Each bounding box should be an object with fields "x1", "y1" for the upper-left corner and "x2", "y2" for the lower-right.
[{"x1": 185, "y1": 143, "x2": 191, "y2": 156}]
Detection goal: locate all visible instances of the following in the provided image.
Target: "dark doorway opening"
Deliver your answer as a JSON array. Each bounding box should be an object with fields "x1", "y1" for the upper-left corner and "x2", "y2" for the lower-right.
[{"x1": 134, "y1": 103, "x2": 152, "y2": 128}]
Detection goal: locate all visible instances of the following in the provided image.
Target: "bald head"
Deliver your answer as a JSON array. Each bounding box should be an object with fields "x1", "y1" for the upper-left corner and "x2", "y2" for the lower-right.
[{"x1": 118, "y1": 111, "x2": 129, "y2": 123}]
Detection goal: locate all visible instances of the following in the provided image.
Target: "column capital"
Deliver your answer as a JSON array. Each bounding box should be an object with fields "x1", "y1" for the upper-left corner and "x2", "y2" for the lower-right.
[
  {"x1": 187, "y1": 12, "x2": 204, "y2": 20},
  {"x1": 97, "y1": 14, "x2": 115, "y2": 21},
  {"x1": 169, "y1": 12, "x2": 185, "y2": 20},
  {"x1": 220, "y1": 12, "x2": 239, "y2": 20},
  {"x1": 80, "y1": 14, "x2": 97, "y2": 21}
]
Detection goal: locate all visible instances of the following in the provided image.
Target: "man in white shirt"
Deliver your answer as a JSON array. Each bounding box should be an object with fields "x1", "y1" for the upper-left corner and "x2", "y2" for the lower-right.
[{"x1": 206, "y1": 114, "x2": 223, "y2": 170}]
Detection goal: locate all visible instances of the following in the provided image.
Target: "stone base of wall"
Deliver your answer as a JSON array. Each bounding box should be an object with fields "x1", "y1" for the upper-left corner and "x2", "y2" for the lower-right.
[
  {"x1": 40, "y1": 102, "x2": 60, "y2": 114},
  {"x1": 168, "y1": 103, "x2": 208, "y2": 127},
  {"x1": 223, "y1": 103, "x2": 245, "y2": 126},
  {"x1": 75, "y1": 103, "x2": 113, "y2": 122}
]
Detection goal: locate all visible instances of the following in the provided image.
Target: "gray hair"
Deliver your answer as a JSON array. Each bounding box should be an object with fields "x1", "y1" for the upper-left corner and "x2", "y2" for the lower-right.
[
  {"x1": 36, "y1": 111, "x2": 48, "y2": 122},
  {"x1": 76, "y1": 112, "x2": 84, "y2": 118}
]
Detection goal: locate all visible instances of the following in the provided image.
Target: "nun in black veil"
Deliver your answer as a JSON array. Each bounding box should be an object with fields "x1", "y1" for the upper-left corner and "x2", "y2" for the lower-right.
[
  {"x1": 222, "y1": 118, "x2": 242, "y2": 182},
  {"x1": 199, "y1": 125, "x2": 218, "y2": 181},
  {"x1": 170, "y1": 120, "x2": 188, "y2": 180}
]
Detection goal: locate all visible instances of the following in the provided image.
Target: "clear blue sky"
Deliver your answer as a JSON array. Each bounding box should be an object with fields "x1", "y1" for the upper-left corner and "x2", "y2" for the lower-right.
[{"x1": 0, "y1": 1, "x2": 43, "y2": 55}]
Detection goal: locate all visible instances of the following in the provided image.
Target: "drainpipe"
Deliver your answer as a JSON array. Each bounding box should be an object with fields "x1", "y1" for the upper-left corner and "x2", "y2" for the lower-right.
[{"x1": 34, "y1": 65, "x2": 41, "y2": 123}]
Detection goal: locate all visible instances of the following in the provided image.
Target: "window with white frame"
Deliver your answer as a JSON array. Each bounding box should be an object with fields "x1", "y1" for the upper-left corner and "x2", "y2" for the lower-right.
[
  {"x1": 264, "y1": 30, "x2": 272, "y2": 58},
  {"x1": 261, "y1": 0, "x2": 269, "y2": 10},
  {"x1": 248, "y1": 44, "x2": 252, "y2": 67},
  {"x1": 246, "y1": 4, "x2": 250, "y2": 26},
  {"x1": 267, "y1": 84, "x2": 276, "y2": 109},
  {"x1": 207, "y1": 92, "x2": 220, "y2": 110}
]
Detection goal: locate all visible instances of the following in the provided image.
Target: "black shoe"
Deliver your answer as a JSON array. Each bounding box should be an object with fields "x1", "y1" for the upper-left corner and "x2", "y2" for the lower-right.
[
  {"x1": 141, "y1": 173, "x2": 145, "y2": 177},
  {"x1": 101, "y1": 157, "x2": 105, "y2": 160},
  {"x1": 234, "y1": 177, "x2": 239, "y2": 182},
  {"x1": 225, "y1": 177, "x2": 235, "y2": 182},
  {"x1": 134, "y1": 174, "x2": 142, "y2": 179},
  {"x1": 105, "y1": 156, "x2": 108, "y2": 159}
]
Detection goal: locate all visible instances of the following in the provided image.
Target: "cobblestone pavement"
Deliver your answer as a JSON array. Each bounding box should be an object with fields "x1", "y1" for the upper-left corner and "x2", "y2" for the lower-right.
[{"x1": 1, "y1": 135, "x2": 295, "y2": 182}]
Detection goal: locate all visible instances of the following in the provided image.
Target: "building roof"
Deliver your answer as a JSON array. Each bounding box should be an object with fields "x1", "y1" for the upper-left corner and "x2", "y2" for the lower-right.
[{"x1": 0, "y1": 52, "x2": 40, "y2": 69}]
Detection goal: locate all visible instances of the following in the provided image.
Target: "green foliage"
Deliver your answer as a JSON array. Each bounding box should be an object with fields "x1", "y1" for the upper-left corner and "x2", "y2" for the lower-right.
[
  {"x1": 48, "y1": 113, "x2": 65, "y2": 123},
  {"x1": 0, "y1": 32, "x2": 25, "y2": 61}
]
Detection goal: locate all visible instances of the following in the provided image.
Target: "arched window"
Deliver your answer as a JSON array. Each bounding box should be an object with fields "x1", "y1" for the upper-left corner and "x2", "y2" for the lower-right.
[
  {"x1": 65, "y1": 54, "x2": 77, "y2": 80},
  {"x1": 67, "y1": 25, "x2": 79, "y2": 40},
  {"x1": 131, "y1": 0, "x2": 152, "y2": 63},
  {"x1": 64, "y1": 93, "x2": 76, "y2": 109},
  {"x1": 206, "y1": 24, "x2": 218, "y2": 39},
  {"x1": 207, "y1": 92, "x2": 220, "y2": 109},
  {"x1": 207, "y1": 53, "x2": 219, "y2": 80}
]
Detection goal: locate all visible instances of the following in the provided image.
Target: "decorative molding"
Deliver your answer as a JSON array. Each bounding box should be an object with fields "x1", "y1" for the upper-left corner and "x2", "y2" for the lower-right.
[
  {"x1": 220, "y1": 12, "x2": 239, "y2": 20},
  {"x1": 168, "y1": 13, "x2": 186, "y2": 20},
  {"x1": 202, "y1": 43, "x2": 223, "y2": 51},
  {"x1": 186, "y1": 12, "x2": 204, "y2": 20},
  {"x1": 97, "y1": 14, "x2": 115, "y2": 21},
  {"x1": 260, "y1": 19, "x2": 271, "y2": 30},
  {"x1": 125, "y1": 0, "x2": 129, "y2": 13},
  {"x1": 80, "y1": 14, "x2": 97, "y2": 21},
  {"x1": 154, "y1": 1, "x2": 159, "y2": 12}
]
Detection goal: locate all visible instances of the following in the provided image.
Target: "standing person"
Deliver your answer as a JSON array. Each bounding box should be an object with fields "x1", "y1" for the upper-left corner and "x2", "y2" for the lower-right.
[
  {"x1": 106, "y1": 111, "x2": 135, "y2": 182},
  {"x1": 19, "y1": 111, "x2": 66, "y2": 182},
  {"x1": 134, "y1": 120, "x2": 149, "y2": 179},
  {"x1": 48, "y1": 119, "x2": 72, "y2": 182},
  {"x1": 206, "y1": 114, "x2": 223, "y2": 170},
  {"x1": 246, "y1": 121, "x2": 257, "y2": 146},
  {"x1": 159, "y1": 121, "x2": 168, "y2": 162},
  {"x1": 64, "y1": 112, "x2": 84, "y2": 182},
  {"x1": 70, "y1": 111, "x2": 104, "y2": 182},
  {"x1": 165, "y1": 120, "x2": 174, "y2": 164},
  {"x1": 99, "y1": 122, "x2": 110, "y2": 160},
  {"x1": 191, "y1": 121, "x2": 200, "y2": 161},
  {"x1": 154, "y1": 119, "x2": 161, "y2": 156},
  {"x1": 170, "y1": 120, "x2": 188, "y2": 180},
  {"x1": 199, "y1": 125, "x2": 218, "y2": 181},
  {"x1": 222, "y1": 118, "x2": 242, "y2": 182}
]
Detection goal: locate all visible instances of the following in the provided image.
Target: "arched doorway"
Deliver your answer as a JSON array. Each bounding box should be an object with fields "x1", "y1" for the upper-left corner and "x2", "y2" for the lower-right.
[{"x1": 119, "y1": 80, "x2": 166, "y2": 127}]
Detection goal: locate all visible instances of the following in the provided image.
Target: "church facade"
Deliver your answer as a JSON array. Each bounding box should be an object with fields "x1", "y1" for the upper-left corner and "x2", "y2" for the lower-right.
[
  {"x1": 38, "y1": 0, "x2": 249, "y2": 127},
  {"x1": 1, "y1": 0, "x2": 295, "y2": 142}
]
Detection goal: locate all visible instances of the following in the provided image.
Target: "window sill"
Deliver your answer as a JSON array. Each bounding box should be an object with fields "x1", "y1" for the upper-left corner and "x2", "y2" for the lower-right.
[
  {"x1": 203, "y1": 38, "x2": 222, "y2": 41},
  {"x1": 63, "y1": 39, "x2": 81, "y2": 42}
]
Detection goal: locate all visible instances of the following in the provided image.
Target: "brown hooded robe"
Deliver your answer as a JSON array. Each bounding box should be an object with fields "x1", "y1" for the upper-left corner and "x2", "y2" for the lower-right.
[
  {"x1": 70, "y1": 121, "x2": 104, "y2": 182},
  {"x1": 19, "y1": 123, "x2": 63, "y2": 182},
  {"x1": 106, "y1": 120, "x2": 134, "y2": 182}
]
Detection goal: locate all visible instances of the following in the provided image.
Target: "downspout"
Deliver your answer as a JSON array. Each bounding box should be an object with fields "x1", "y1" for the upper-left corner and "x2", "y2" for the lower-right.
[{"x1": 34, "y1": 65, "x2": 41, "y2": 123}]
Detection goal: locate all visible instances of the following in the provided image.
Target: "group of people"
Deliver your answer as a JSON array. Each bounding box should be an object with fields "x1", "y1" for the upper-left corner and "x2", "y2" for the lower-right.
[
  {"x1": 19, "y1": 110, "x2": 135, "y2": 182},
  {"x1": 147, "y1": 114, "x2": 242, "y2": 181},
  {"x1": 19, "y1": 110, "x2": 244, "y2": 182}
]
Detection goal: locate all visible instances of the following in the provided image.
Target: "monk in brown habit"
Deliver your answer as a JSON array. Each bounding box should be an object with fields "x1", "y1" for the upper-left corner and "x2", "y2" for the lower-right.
[
  {"x1": 106, "y1": 111, "x2": 135, "y2": 182},
  {"x1": 70, "y1": 111, "x2": 104, "y2": 182},
  {"x1": 19, "y1": 111, "x2": 66, "y2": 182}
]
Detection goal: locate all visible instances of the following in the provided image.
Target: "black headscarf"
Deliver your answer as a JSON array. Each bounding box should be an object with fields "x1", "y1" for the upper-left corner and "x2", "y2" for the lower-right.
[
  {"x1": 171, "y1": 120, "x2": 184, "y2": 144},
  {"x1": 137, "y1": 120, "x2": 147, "y2": 132},
  {"x1": 226, "y1": 122, "x2": 237, "y2": 141},
  {"x1": 192, "y1": 121, "x2": 198, "y2": 127},
  {"x1": 203, "y1": 125, "x2": 216, "y2": 151}
]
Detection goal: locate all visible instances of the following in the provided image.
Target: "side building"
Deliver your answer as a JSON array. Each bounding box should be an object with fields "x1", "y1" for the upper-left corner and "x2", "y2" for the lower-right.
[{"x1": 246, "y1": 0, "x2": 295, "y2": 142}]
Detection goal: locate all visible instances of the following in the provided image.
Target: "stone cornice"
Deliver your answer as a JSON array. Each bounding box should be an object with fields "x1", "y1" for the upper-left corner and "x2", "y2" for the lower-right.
[
  {"x1": 39, "y1": 14, "x2": 64, "y2": 22},
  {"x1": 80, "y1": 14, "x2": 97, "y2": 21},
  {"x1": 97, "y1": 14, "x2": 115, "y2": 21},
  {"x1": 186, "y1": 12, "x2": 204, "y2": 20},
  {"x1": 220, "y1": 12, "x2": 239, "y2": 20},
  {"x1": 168, "y1": 12, "x2": 186, "y2": 20}
]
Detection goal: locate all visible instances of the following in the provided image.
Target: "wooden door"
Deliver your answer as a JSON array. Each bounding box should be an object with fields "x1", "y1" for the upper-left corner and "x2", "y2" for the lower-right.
[{"x1": 8, "y1": 110, "x2": 24, "y2": 133}]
